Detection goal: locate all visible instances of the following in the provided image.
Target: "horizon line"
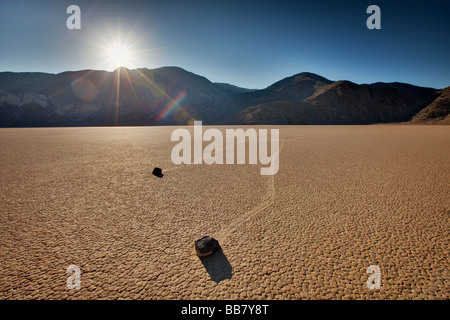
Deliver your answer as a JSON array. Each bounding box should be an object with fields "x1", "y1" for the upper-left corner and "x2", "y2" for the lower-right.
[{"x1": 0, "y1": 66, "x2": 445, "y2": 90}]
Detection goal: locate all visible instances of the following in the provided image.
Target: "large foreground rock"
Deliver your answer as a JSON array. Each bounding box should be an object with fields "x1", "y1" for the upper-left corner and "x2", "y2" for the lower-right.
[{"x1": 195, "y1": 236, "x2": 220, "y2": 258}]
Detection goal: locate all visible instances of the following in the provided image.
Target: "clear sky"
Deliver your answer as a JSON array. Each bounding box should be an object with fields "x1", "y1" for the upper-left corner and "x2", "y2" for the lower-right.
[{"x1": 0, "y1": 0, "x2": 449, "y2": 89}]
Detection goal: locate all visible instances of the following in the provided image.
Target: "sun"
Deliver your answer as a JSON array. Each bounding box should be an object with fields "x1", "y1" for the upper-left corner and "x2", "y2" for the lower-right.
[
  {"x1": 107, "y1": 43, "x2": 131, "y2": 68},
  {"x1": 88, "y1": 23, "x2": 150, "y2": 71}
]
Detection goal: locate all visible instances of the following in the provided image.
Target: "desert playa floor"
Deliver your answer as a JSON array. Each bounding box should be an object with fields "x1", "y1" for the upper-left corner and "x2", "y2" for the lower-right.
[{"x1": 0, "y1": 125, "x2": 449, "y2": 299}]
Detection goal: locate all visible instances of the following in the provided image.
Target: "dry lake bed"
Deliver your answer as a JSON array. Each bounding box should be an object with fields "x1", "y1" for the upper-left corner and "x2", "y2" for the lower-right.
[{"x1": 0, "y1": 125, "x2": 448, "y2": 299}]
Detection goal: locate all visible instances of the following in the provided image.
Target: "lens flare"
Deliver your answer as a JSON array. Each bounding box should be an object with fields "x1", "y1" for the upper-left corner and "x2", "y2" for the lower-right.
[{"x1": 155, "y1": 89, "x2": 186, "y2": 121}]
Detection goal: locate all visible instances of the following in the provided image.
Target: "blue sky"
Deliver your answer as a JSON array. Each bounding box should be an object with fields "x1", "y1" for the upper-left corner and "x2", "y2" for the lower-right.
[{"x1": 0, "y1": 0, "x2": 449, "y2": 89}]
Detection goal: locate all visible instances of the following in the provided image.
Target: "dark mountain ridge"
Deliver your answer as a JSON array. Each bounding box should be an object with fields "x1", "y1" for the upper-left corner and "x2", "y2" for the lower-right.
[{"x1": 0, "y1": 67, "x2": 447, "y2": 126}]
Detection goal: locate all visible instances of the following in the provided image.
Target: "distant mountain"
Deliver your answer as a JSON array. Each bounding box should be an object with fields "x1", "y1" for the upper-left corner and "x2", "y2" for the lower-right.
[
  {"x1": 0, "y1": 72, "x2": 50, "y2": 92},
  {"x1": 0, "y1": 67, "x2": 448, "y2": 126},
  {"x1": 410, "y1": 87, "x2": 450, "y2": 124},
  {"x1": 213, "y1": 82, "x2": 257, "y2": 93},
  {"x1": 234, "y1": 75, "x2": 440, "y2": 125},
  {"x1": 0, "y1": 67, "x2": 241, "y2": 126}
]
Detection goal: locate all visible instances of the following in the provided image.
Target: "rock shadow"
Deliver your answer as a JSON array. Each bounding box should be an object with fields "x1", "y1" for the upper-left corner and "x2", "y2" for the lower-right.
[{"x1": 199, "y1": 247, "x2": 232, "y2": 283}]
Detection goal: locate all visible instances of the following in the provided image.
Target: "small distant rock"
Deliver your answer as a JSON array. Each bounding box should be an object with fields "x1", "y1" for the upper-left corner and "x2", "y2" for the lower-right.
[
  {"x1": 195, "y1": 236, "x2": 219, "y2": 258},
  {"x1": 152, "y1": 167, "x2": 162, "y2": 176}
]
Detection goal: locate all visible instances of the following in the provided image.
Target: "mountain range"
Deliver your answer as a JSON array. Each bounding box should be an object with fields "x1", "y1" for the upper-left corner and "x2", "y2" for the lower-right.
[{"x1": 0, "y1": 66, "x2": 448, "y2": 127}]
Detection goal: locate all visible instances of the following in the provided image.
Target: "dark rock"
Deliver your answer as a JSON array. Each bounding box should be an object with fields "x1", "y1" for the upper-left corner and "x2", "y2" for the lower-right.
[
  {"x1": 195, "y1": 236, "x2": 220, "y2": 258},
  {"x1": 152, "y1": 167, "x2": 162, "y2": 176}
]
